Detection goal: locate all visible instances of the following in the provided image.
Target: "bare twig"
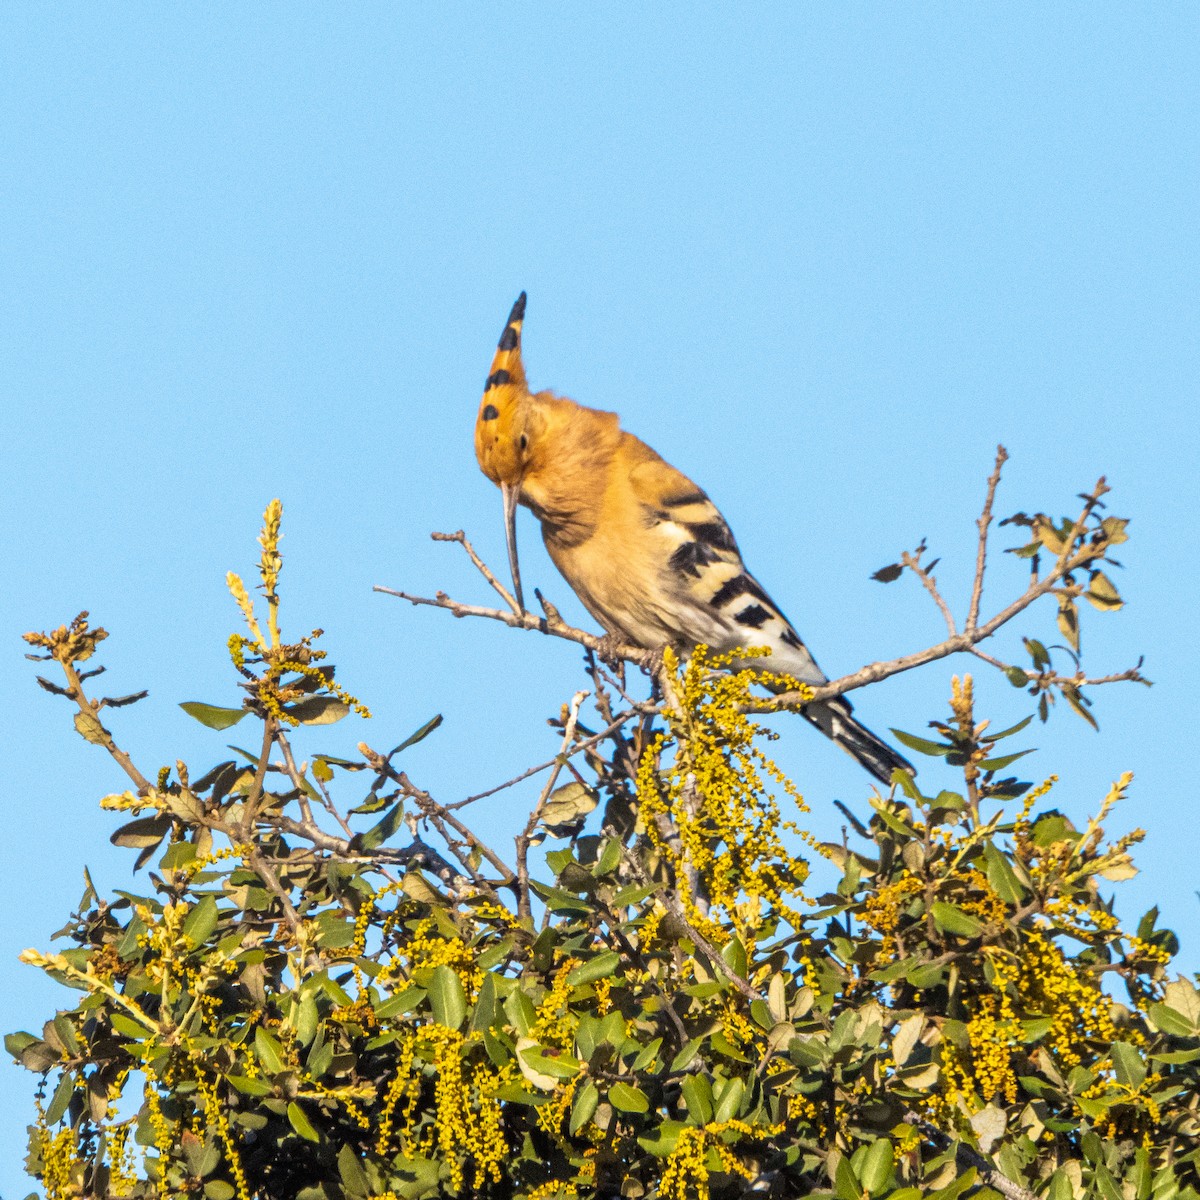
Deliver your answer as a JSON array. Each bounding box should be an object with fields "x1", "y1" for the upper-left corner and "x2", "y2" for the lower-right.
[
  {"x1": 966, "y1": 445, "x2": 1009, "y2": 634},
  {"x1": 372, "y1": 585, "x2": 655, "y2": 669},
  {"x1": 514, "y1": 691, "x2": 588, "y2": 920},
  {"x1": 431, "y1": 529, "x2": 522, "y2": 616},
  {"x1": 449, "y1": 705, "x2": 645, "y2": 810},
  {"x1": 239, "y1": 720, "x2": 279, "y2": 840},
  {"x1": 901, "y1": 546, "x2": 958, "y2": 637},
  {"x1": 53, "y1": 655, "x2": 152, "y2": 793},
  {"x1": 356, "y1": 744, "x2": 516, "y2": 889},
  {"x1": 244, "y1": 846, "x2": 324, "y2": 971},
  {"x1": 968, "y1": 647, "x2": 1148, "y2": 691}
]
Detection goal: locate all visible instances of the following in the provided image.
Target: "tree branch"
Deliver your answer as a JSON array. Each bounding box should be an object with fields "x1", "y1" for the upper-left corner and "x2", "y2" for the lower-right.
[
  {"x1": 966, "y1": 445, "x2": 1009, "y2": 634},
  {"x1": 376, "y1": 460, "x2": 1145, "y2": 714}
]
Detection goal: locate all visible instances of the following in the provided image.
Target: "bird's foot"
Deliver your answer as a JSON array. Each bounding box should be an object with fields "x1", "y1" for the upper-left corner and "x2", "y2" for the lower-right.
[
  {"x1": 594, "y1": 632, "x2": 629, "y2": 670},
  {"x1": 638, "y1": 646, "x2": 667, "y2": 677}
]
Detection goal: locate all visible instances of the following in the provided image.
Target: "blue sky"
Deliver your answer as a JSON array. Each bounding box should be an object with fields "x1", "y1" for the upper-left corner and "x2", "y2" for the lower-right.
[{"x1": 1, "y1": 7, "x2": 1196, "y2": 1189}]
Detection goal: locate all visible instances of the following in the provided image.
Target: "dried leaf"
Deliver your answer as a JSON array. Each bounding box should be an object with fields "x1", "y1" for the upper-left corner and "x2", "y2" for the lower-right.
[{"x1": 73, "y1": 710, "x2": 108, "y2": 745}]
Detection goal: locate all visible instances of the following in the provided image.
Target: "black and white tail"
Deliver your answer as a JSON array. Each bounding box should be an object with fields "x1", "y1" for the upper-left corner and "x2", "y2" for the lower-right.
[{"x1": 802, "y1": 697, "x2": 914, "y2": 786}]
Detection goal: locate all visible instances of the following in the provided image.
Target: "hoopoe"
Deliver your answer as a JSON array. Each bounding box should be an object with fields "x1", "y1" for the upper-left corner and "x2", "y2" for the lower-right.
[{"x1": 474, "y1": 293, "x2": 913, "y2": 785}]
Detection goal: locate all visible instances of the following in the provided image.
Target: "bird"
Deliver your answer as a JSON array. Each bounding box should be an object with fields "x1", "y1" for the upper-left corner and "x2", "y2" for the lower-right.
[{"x1": 473, "y1": 293, "x2": 913, "y2": 785}]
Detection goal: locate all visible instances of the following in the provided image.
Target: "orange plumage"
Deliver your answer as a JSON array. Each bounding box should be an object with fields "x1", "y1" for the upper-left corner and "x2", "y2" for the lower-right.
[{"x1": 474, "y1": 293, "x2": 912, "y2": 784}]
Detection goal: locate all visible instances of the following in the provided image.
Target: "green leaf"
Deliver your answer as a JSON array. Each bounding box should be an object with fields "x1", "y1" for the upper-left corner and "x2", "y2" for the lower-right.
[
  {"x1": 1084, "y1": 570, "x2": 1123, "y2": 612},
  {"x1": 1061, "y1": 685, "x2": 1098, "y2": 731},
  {"x1": 637, "y1": 1122, "x2": 686, "y2": 1157},
  {"x1": 254, "y1": 1027, "x2": 285, "y2": 1075},
  {"x1": 470, "y1": 973, "x2": 499, "y2": 1032},
  {"x1": 205, "y1": 1183, "x2": 236, "y2": 1200},
  {"x1": 110, "y1": 1013, "x2": 152, "y2": 1040},
  {"x1": 313, "y1": 911, "x2": 356, "y2": 949},
  {"x1": 890, "y1": 729, "x2": 952, "y2": 757},
  {"x1": 395, "y1": 714, "x2": 443, "y2": 752},
  {"x1": 504, "y1": 989, "x2": 537, "y2": 1037},
  {"x1": 227, "y1": 1074, "x2": 273, "y2": 1096},
  {"x1": 906, "y1": 961, "x2": 946, "y2": 989},
  {"x1": 570, "y1": 1078, "x2": 599, "y2": 1134},
  {"x1": 609, "y1": 1082, "x2": 650, "y2": 1113},
  {"x1": 1056, "y1": 597, "x2": 1080, "y2": 653},
  {"x1": 670, "y1": 1038, "x2": 704, "y2": 1072},
  {"x1": 182, "y1": 895, "x2": 219, "y2": 948},
  {"x1": 110, "y1": 814, "x2": 172, "y2": 850},
  {"x1": 632, "y1": 1037, "x2": 663, "y2": 1071},
  {"x1": 593, "y1": 838, "x2": 622, "y2": 876},
  {"x1": 1047, "y1": 1167, "x2": 1073, "y2": 1200},
  {"x1": 713, "y1": 1076, "x2": 744, "y2": 1122},
  {"x1": 428, "y1": 965, "x2": 467, "y2": 1030},
  {"x1": 1030, "y1": 812, "x2": 1078, "y2": 847},
  {"x1": 721, "y1": 935, "x2": 748, "y2": 979},
  {"x1": 44, "y1": 1072, "x2": 74, "y2": 1125},
  {"x1": 286, "y1": 696, "x2": 350, "y2": 725},
  {"x1": 993, "y1": 715, "x2": 1035, "y2": 741},
  {"x1": 1005, "y1": 667, "x2": 1030, "y2": 687},
  {"x1": 1092, "y1": 1164, "x2": 1124, "y2": 1200},
  {"x1": 567, "y1": 951, "x2": 622, "y2": 986},
  {"x1": 376, "y1": 988, "x2": 429, "y2": 1017},
  {"x1": 681, "y1": 1074, "x2": 713, "y2": 1124},
  {"x1": 860, "y1": 1138, "x2": 895, "y2": 1196},
  {"x1": 983, "y1": 842, "x2": 1026, "y2": 904},
  {"x1": 834, "y1": 1155, "x2": 863, "y2": 1200},
  {"x1": 931, "y1": 901, "x2": 985, "y2": 939},
  {"x1": 287, "y1": 1100, "x2": 320, "y2": 1142},
  {"x1": 295, "y1": 993, "x2": 319, "y2": 1046},
  {"x1": 161, "y1": 840, "x2": 198, "y2": 869},
  {"x1": 1150, "y1": 1003, "x2": 1197, "y2": 1038},
  {"x1": 1110, "y1": 1041, "x2": 1146, "y2": 1087},
  {"x1": 930, "y1": 1167, "x2": 978, "y2": 1200},
  {"x1": 360, "y1": 802, "x2": 404, "y2": 851},
  {"x1": 1162, "y1": 979, "x2": 1200, "y2": 1028},
  {"x1": 180, "y1": 702, "x2": 248, "y2": 730},
  {"x1": 337, "y1": 1144, "x2": 370, "y2": 1198},
  {"x1": 518, "y1": 1044, "x2": 581, "y2": 1080},
  {"x1": 1024, "y1": 638, "x2": 1050, "y2": 669},
  {"x1": 1100, "y1": 516, "x2": 1129, "y2": 545},
  {"x1": 977, "y1": 748, "x2": 1035, "y2": 771},
  {"x1": 540, "y1": 781, "x2": 599, "y2": 836}
]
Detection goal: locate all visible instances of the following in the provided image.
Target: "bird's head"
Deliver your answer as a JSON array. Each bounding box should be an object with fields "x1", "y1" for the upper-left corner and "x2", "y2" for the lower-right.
[
  {"x1": 474, "y1": 291, "x2": 536, "y2": 610},
  {"x1": 474, "y1": 291, "x2": 534, "y2": 487}
]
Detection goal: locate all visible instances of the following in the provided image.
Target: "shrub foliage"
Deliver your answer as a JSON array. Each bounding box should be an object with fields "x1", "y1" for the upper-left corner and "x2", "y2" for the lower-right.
[{"x1": 12, "y1": 493, "x2": 1197, "y2": 1200}]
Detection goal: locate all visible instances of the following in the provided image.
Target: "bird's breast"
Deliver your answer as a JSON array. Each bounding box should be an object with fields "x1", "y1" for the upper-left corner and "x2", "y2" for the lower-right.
[{"x1": 543, "y1": 514, "x2": 687, "y2": 649}]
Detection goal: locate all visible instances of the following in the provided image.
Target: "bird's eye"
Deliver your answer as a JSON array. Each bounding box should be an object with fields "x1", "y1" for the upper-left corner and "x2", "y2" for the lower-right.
[{"x1": 519, "y1": 434, "x2": 528, "y2": 452}]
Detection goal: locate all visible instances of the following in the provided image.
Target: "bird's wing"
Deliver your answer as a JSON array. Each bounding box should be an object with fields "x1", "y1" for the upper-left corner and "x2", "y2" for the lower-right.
[{"x1": 627, "y1": 456, "x2": 828, "y2": 686}]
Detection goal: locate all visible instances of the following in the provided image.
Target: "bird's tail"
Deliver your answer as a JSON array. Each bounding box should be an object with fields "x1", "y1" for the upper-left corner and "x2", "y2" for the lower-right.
[
  {"x1": 802, "y1": 697, "x2": 914, "y2": 786},
  {"x1": 484, "y1": 291, "x2": 529, "y2": 398}
]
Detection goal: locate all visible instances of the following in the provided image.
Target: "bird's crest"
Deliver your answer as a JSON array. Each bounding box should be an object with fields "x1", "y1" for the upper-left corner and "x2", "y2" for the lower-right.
[{"x1": 483, "y1": 291, "x2": 528, "y2": 402}]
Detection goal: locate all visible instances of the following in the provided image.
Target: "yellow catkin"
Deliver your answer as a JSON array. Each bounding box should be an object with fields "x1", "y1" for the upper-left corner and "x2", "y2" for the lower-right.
[
  {"x1": 375, "y1": 1023, "x2": 506, "y2": 1190},
  {"x1": 638, "y1": 647, "x2": 815, "y2": 949},
  {"x1": 660, "y1": 1120, "x2": 781, "y2": 1200}
]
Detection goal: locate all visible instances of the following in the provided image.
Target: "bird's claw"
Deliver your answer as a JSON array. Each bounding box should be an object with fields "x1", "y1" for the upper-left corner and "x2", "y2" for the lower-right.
[
  {"x1": 594, "y1": 633, "x2": 628, "y2": 670},
  {"x1": 637, "y1": 646, "x2": 667, "y2": 677}
]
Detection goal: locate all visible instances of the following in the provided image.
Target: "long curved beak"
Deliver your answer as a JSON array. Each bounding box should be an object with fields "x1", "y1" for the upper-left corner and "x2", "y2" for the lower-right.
[{"x1": 501, "y1": 482, "x2": 525, "y2": 613}]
